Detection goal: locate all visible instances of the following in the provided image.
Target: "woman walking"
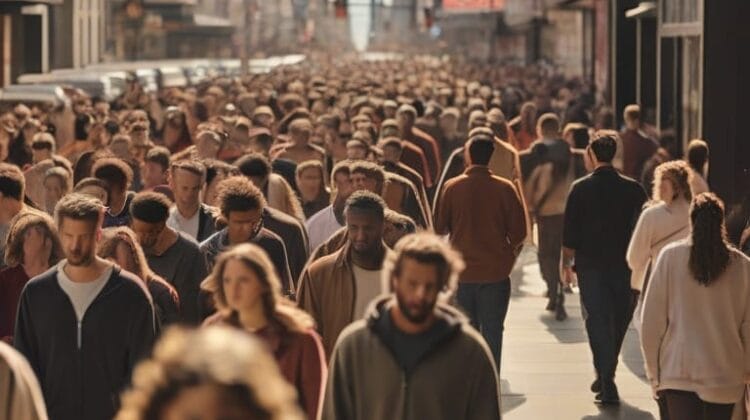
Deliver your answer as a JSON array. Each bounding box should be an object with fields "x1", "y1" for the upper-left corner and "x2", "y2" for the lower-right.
[
  {"x1": 201, "y1": 243, "x2": 326, "y2": 420},
  {"x1": 641, "y1": 193, "x2": 750, "y2": 420}
]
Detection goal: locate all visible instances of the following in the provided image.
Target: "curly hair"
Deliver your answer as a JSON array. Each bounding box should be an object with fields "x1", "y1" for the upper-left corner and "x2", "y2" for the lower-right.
[
  {"x1": 4, "y1": 211, "x2": 63, "y2": 267},
  {"x1": 689, "y1": 193, "x2": 731, "y2": 286},
  {"x1": 115, "y1": 326, "x2": 304, "y2": 420},
  {"x1": 652, "y1": 160, "x2": 693, "y2": 203},
  {"x1": 215, "y1": 176, "x2": 266, "y2": 218},
  {"x1": 200, "y1": 243, "x2": 313, "y2": 334}
]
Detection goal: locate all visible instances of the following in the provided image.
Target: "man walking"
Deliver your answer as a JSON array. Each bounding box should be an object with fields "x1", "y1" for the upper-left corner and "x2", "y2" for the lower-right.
[
  {"x1": 297, "y1": 191, "x2": 390, "y2": 357},
  {"x1": 523, "y1": 113, "x2": 586, "y2": 319},
  {"x1": 321, "y1": 233, "x2": 500, "y2": 420},
  {"x1": 562, "y1": 132, "x2": 647, "y2": 404},
  {"x1": 130, "y1": 191, "x2": 209, "y2": 324},
  {"x1": 14, "y1": 193, "x2": 157, "y2": 420},
  {"x1": 166, "y1": 160, "x2": 218, "y2": 242},
  {"x1": 199, "y1": 176, "x2": 293, "y2": 294},
  {"x1": 435, "y1": 135, "x2": 527, "y2": 372}
]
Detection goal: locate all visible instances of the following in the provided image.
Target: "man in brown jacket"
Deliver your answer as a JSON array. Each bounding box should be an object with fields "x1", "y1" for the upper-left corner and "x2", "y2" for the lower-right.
[
  {"x1": 321, "y1": 233, "x2": 500, "y2": 420},
  {"x1": 297, "y1": 191, "x2": 391, "y2": 357},
  {"x1": 435, "y1": 135, "x2": 527, "y2": 372}
]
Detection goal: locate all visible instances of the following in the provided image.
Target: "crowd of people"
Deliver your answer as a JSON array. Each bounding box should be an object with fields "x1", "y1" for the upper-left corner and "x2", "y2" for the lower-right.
[{"x1": 0, "y1": 54, "x2": 748, "y2": 420}]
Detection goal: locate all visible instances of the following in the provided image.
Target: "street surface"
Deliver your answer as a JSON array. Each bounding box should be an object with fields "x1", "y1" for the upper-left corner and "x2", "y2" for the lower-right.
[{"x1": 502, "y1": 247, "x2": 659, "y2": 419}]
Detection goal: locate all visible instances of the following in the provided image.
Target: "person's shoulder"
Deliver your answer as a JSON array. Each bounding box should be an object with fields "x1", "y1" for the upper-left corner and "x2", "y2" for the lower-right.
[
  {"x1": 199, "y1": 230, "x2": 222, "y2": 251},
  {"x1": 494, "y1": 137, "x2": 518, "y2": 156},
  {"x1": 305, "y1": 249, "x2": 341, "y2": 277},
  {"x1": 258, "y1": 227, "x2": 284, "y2": 245},
  {"x1": 443, "y1": 173, "x2": 468, "y2": 189},
  {"x1": 112, "y1": 266, "x2": 151, "y2": 301},
  {"x1": 658, "y1": 239, "x2": 690, "y2": 260},
  {"x1": 22, "y1": 265, "x2": 59, "y2": 293},
  {"x1": 332, "y1": 319, "x2": 372, "y2": 351},
  {"x1": 265, "y1": 206, "x2": 300, "y2": 227},
  {"x1": 175, "y1": 232, "x2": 202, "y2": 250},
  {"x1": 305, "y1": 205, "x2": 332, "y2": 226}
]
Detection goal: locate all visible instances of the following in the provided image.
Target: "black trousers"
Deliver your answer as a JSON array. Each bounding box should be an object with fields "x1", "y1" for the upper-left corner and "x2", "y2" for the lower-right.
[
  {"x1": 577, "y1": 268, "x2": 635, "y2": 382},
  {"x1": 658, "y1": 390, "x2": 735, "y2": 420},
  {"x1": 537, "y1": 215, "x2": 565, "y2": 306}
]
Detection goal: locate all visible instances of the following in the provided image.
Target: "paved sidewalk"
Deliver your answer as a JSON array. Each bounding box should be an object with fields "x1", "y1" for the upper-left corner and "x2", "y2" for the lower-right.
[{"x1": 500, "y1": 247, "x2": 659, "y2": 419}]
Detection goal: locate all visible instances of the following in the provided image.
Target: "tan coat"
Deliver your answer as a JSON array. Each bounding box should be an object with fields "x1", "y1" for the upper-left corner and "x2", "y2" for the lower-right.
[
  {"x1": 296, "y1": 244, "x2": 391, "y2": 357},
  {"x1": 0, "y1": 342, "x2": 48, "y2": 420}
]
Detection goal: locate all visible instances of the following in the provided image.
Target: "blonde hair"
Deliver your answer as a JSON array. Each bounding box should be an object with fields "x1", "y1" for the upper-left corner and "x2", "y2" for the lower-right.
[
  {"x1": 116, "y1": 326, "x2": 304, "y2": 420},
  {"x1": 652, "y1": 160, "x2": 692, "y2": 203},
  {"x1": 200, "y1": 243, "x2": 313, "y2": 333}
]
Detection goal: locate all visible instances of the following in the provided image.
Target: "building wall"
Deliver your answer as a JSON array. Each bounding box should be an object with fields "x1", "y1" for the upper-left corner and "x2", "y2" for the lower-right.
[{"x1": 542, "y1": 9, "x2": 584, "y2": 77}]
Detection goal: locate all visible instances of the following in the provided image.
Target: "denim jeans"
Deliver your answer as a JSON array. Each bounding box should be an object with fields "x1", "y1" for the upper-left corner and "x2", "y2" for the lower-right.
[
  {"x1": 577, "y1": 268, "x2": 635, "y2": 383},
  {"x1": 456, "y1": 279, "x2": 511, "y2": 373}
]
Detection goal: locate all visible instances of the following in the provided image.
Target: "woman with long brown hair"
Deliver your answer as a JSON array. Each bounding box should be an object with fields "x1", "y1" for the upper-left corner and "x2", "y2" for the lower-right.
[
  {"x1": 201, "y1": 243, "x2": 326, "y2": 420},
  {"x1": 98, "y1": 227, "x2": 180, "y2": 326},
  {"x1": 641, "y1": 193, "x2": 750, "y2": 420},
  {"x1": 0, "y1": 212, "x2": 63, "y2": 343}
]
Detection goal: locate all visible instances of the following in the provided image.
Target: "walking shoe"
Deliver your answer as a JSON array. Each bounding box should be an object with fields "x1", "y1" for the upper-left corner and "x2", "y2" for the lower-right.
[
  {"x1": 555, "y1": 305, "x2": 567, "y2": 321},
  {"x1": 590, "y1": 378, "x2": 601, "y2": 393},
  {"x1": 545, "y1": 299, "x2": 555, "y2": 311},
  {"x1": 595, "y1": 381, "x2": 620, "y2": 405}
]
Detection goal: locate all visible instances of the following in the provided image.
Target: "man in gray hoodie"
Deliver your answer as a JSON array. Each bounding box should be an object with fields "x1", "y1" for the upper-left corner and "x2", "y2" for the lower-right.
[{"x1": 321, "y1": 233, "x2": 500, "y2": 420}]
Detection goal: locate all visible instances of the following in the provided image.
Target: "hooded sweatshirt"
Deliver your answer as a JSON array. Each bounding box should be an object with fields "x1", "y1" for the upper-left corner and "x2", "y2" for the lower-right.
[
  {"x1": 14, "y1": 265, "x2": 157, "y2": 420},
  {"x1": 321, "y1": 296, "x2": 501, "y2": 420}
]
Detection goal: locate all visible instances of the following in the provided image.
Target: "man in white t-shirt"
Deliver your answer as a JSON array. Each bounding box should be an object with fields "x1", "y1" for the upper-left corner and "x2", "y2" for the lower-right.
[
  {"x1": 166, "y1": 160, "x2": 218, "y2": 242},
  {"x1": 306, "y1": 160, "x2": 354, "y2": 251},
  {"x1": 297, "y1": 191, "x2": 390, "y2": 356},
  {"x1": 14, "y1": 193, "x2": 157, "y2": 420}
]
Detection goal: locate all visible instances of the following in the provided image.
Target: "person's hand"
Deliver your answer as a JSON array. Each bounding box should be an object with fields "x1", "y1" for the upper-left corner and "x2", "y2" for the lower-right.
[
  {"x1": 651, "y1": 383, "x2": 660, "y2": 400},
  {"x1": 561, "y1": 265, "x2": 577, "y2": 287}
]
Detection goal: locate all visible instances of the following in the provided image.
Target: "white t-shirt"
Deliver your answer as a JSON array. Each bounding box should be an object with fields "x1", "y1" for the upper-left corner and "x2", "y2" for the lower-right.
[
  {"x1": 351, "y1": 264, "x2": 384, "y2": 319},
  {"x1": 167, "y1": 206, "x2": 200, "y2": 240},
  {"x1": 305, "y1": 205, "x2": 342, "y2": 252},
  {"x1": 57, "y1": 261, "x2": 113, "y2": 321}
]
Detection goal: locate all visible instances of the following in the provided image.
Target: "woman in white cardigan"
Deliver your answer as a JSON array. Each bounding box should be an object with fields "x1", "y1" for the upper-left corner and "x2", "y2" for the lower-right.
[
  {"x1": 640, "y1": 193, "x2": 750, "y2": 420},
  {"x1": 627, "y1": 161, "x2": 693, "y2": 296}
]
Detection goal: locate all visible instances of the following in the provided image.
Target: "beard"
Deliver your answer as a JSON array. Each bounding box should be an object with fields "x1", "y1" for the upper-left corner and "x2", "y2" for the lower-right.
[
  {"x1": 66, "y1": 251, "x2": 94, "y2": 267},
  {"x1": 396, "y1": 292, "x2": 436, "y2": 325}
]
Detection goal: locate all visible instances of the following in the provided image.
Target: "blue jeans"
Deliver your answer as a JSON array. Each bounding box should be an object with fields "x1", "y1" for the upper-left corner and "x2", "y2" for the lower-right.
[
  {"x1": 456, "y1": 280, "x2": 511, "y2": 373},
  {"x1": 577, "y1": 268, "x2": 635, "y2": 383}
]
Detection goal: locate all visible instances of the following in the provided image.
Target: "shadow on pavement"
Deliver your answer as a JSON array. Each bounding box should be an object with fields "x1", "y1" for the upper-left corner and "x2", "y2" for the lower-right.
[
  {"x1": 539, "y1": 312, "x2": 588, "y2": 344},
  {"x1": 500, "y1": 379, "x2": 527, "y2": 415},
  {"x1": 580, "y1": 401, "x2": 656, "y2": 420}
]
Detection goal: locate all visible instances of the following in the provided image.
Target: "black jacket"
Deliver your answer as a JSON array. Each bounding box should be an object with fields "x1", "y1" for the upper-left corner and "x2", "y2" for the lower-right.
[
  {"x1": 14, "y1": 265, "x2": 158, "y2": 420},
  {"x1": 262, "y1": 207, "x2": 309, "y2": 289},
  {"x1": 200, "y1": 228, "x2": 294, "y2": 296},
  {"x1": 196, "y1": 203, "x2": 219, "y2": 243}
]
